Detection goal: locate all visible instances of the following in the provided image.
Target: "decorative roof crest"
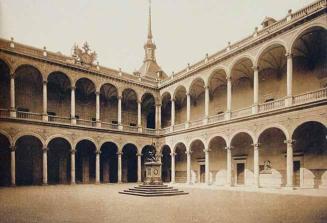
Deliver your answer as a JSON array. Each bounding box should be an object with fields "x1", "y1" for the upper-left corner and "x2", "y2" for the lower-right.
[{"x1": 72, "y1": 42, "x2": 97, "y2": 66}]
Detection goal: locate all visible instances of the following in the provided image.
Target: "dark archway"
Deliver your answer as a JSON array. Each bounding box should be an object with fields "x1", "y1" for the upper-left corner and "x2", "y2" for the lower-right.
[
  {"x1": 0, "y1": 59, "x2": 11, "y2": 109},
  {"x1": 174, "y1": 143, "x2": 187, "y2": 183},
  {"x1": 48, "y1": 138, "x2": 71, "y2": 184},
  {"x1": 122, "y1": 89, "x2": 138, "y2": 127},
  {"x1": 100, "y1": 83, "x2": 118, "y2": 125},
  {"x1": 75, "y1": 140, "x2": 96, "y2": 184},
  {"x1": 142, "y1": 93, "x2": 156, "y2": 129},
  {"x1": 100, "y1": 142, "x2": 118, "y2": 183},
  {"x1": 75, "y1": 78, "x2": 96, "y2": 124},
  {"x1": 189, "y1": 140, "x2": 205, "y2": 183},
  {"x1": 161, "y1": 92, "x2": 172, "y2": 128},
  {"x1": 122, "y1": 144, "x2": 137, "y2": 182},
  {"x1": 208, "y1": 136, "x2": 227, "y2": 185},
  {"x1": 161, "y1": 145, "x2": 171, "y2": 182},
  {"x1": 15, "y1": 136, "x2": 43, "y2": 185},
  {"x1": 141, "y1": 145, "x2": 156, "y2": 181},
  {"x1": 0, "y1": 134, "x2": 11, "y2": 186}
]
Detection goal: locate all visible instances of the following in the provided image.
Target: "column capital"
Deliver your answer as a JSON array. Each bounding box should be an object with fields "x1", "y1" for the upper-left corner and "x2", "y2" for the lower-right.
[
  {"x1": 185, "y1": 150, "x2": 192, "y2": 155},
  {"x1": 284, "y1": 139, "x2": 296, "y2": 146},
  {"x1": 42, "y1": 147, "x2": 48, "y2": 152},
  {"x1": 43, "y1": 80, "x2": 48, "y2": 85},
  {"x1": 95, "y1": 91, "x2": 100, "y2": 96},
  {"x1": 204, "y1": 85, "x2": 210, "y2": 90},
  {"x1": 170, "y1": 152, "x2": 176, "y2": 156},
  {"x1": 224, "y1": 146, "x2": 233, "y2": 150},
  {"x1": 171, "y1": 98, "x2": 175, "y2": 102},
  {"x1": 156, "y1": 103, "x2": 162, "y2": 107},
  {"x1": 117, "y1": 95, "x2": 122, "y2": 100},
  {"x1": 203, "y1": 148, "x2": 211, "y2": 153},
  {"x1": 71, "y1": 149, "x2": 76, "y2": 154},
  {"x1": 156, "y1": 153, "x2": 163, "y2": 157},
  {"x1": 9, "y1": 145, "x2": 16, "y2": 152},
  {"x1": 95, "y1": 150, "x2": 101, "y2": 155},
  {"x1": 226, "y1": 76, "x2": 232, "y2": 81},
  {"x1": 136, "y1": 153, "x2": 142, "y2": 157},
  {"x1": 71, "y1": 86, "x2": 76, "y2": 91},
  {"x1": 137, "y1": 99, "x2": 142, "y2": 104},
  {"x1": 252, "y1": 66, "x2": 259, "y2": 71},
  {"x1": 116, "y1": 152, "x2": 123, "y2": 156},
  {"x1": 285, "y1": 52, "x2": 293, "y2": 58},
  {"x1": 252, "y1": 143, "x2": 261, "y2": 148},
  {"x1": 186, "y1": 92, "x2": 190, "y2": 96}
]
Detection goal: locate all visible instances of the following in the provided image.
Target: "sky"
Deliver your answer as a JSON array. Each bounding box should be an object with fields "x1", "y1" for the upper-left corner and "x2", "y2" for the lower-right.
[{"x1": 0, "y1": 0, "x2": 313, "y2": 75}]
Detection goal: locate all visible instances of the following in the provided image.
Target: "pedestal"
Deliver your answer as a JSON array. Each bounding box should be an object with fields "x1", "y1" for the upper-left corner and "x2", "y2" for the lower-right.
[{"x1": 143, "y1": 161, "x2": 162, "y2": 185}]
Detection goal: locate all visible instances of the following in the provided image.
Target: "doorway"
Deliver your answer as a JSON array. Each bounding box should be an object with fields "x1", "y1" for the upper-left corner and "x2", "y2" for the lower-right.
[
  {"x1": 237, "y1": 163, "x2": 245, "y2": 185},
  {"x1": 293, "y1": 160, "x2": 301, "y2": 187},
  {"x1": 200, "y1": 165, "x2": 205, "y2": 183}
]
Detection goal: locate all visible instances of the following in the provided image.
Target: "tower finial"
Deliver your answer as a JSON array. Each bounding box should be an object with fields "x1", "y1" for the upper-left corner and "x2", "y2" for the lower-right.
[{"x1": 148, "y1": 0, "x2": 153, "y2": 40}]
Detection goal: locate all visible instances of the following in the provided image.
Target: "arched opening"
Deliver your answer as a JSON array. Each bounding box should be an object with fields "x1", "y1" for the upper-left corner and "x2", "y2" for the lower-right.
[
  {"x1": 47, "y1": 138, "x2": 71, "y2": 184},
  {"x1": 174, "y1": 143, "x2": 187, "y2": 183},
  {"x1": 174, "y1": 86, "x2": 187, "y2": 125},
  {"x1": 292, "y1": 121, "x2": 327, "y2": 188},
  {"x1": 100, "y1": 83, "x2": 118, "y2": 125},
  {"x1": 0, "y1": 60, "x2": 10, "y2": 109},
  {"x1": 47, "y1": 72, "x2": 71, "y2": 120},
  {"x1": 141, "y1": 145, "x2": 156, "y2": 181},
  {"x1": 0, "y1": 134, "x2": 11, "y2": 186},
  {"x1": 231, "y1": 132, "x2": 254, "y2": 186},
  {"x1": 161, "y1": 92, "x2": 172, "y2": 128},
  {"x1": 122, "y1": 89, "x2": 138, "y2": 127},
  {"x1": 75, "y1": 140, "x2": 96, "y2": 184},
  {"x1": 189, "y1": 78, "x2": 205, "y2": 121},
  {"x1": 258, "y1": 128, "x2": 287, "y2": 187},
  {"x1": 189, "y1": 140, "x2": 205, "y2": 183},
  {"x1": 141, "y1": 93, "x2": 156, "y2": 129},
  {"x1": 100, "y1": 142, "x2": 118, "y2": 183},
  {"x1": 75, "y1": 78, "x2": 96, "y2": 124},
  {"x1": 258, "y1": 44, "x2": 287, "y2": 103},
  {"x1": 122, "y1": 144, "x2": 137, "y2": 182},
  {"x1": 15, "y1": 65, "x2": 43, "y2": 115},
  {"x1": 15, "y1": 135, "x2": 43, "y2": 185},
  {"x1": 208, "y1": 69, "x2": 227, "y2": 116},
  {"x1": 231, "y1": 58, "x2": 254, "y2": 110},
  {"x1": 161, "y1": 145, "x2": 171, "y2": 182},
  {"x1": 208, "y1": 136, "x2": 227, "y2": 185},
  {"x1": 292, "y1": 27, "x2": 327, "y2": 94}
]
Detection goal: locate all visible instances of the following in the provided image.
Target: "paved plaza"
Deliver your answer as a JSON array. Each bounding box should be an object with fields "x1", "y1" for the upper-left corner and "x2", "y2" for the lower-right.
[{"x1": 0, "y1": 184, "x2": 327, "y2": 223}]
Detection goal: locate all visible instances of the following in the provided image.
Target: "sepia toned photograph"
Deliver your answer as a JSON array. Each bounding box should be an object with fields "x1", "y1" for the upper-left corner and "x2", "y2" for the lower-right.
[{"x1": 0, "y1": 0, "x2": 326, "y2": 222}]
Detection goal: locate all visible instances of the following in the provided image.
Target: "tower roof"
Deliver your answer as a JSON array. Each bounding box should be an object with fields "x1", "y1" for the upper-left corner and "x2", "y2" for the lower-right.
[{"x1": 138, "y1": 0, "x2": 167, "y2": 81}]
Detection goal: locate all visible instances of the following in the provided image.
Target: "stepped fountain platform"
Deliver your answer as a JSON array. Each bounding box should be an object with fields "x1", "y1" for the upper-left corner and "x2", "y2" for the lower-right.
[{"x1": 119, "y1": 184, "x2": 188, "y2": 197}]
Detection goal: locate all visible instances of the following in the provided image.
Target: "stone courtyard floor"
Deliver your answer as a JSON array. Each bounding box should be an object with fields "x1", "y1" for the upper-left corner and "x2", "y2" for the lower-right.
[{"x1": 1, "y1": 184, "x2": 327, "y2": 223}]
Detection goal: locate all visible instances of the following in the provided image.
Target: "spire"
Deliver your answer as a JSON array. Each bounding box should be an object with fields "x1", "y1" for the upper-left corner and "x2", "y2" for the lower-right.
[{"x1": 148, "y1": 0, "x2": 153, "y2": 40}]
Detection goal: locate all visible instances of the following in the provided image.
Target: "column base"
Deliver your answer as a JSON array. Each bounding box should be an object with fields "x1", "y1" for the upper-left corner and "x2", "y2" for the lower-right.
[
  {"x1": 252, "y1": 104, "x2": 258, "y2": 114},
  {"x1": 10, "y1": 110, "x2": 16, "y2": 118},
  {"x1": 42, "y1": 114, "x2": 48, "y2": 121},
  {"x1": 71, "y1": 118, "x2": 76, "y2": 125},
  {"x1": 95, "y1": 181, "x2": 100, "y2": 185},
  {"x1": 137, "y1": 181, "x2": 142, "y2": 184},
  {"x1": 185, "y1": 122, "x2": 189, "y2": 128},
  {"x1": 138, "y1": 127, "x2": 142, "y2": 133},
  {"x1": 42, "y1": 183, "x2": 48, "y2": 186},
  {"x1": 10, "y1": 184, "x2": 16, "y2": 187},
  {"x1": 118, "y1": 125, "x2": 123, "y2": 130},
  {"x1": 225, "y1": 111, "x2": 231, "y2": 120},
  {"x1": 285, "y1": 96, "x2": 293, "y2": 107},
  {"x1": 284, "y1": 185, "x2": 294, "y2": 190},
  {"x1": 96, "y1": 121, "x2": 101, "y2": 128},
  {"x1": 203, "y1": 117, "x2": 208, "y2": 125}
]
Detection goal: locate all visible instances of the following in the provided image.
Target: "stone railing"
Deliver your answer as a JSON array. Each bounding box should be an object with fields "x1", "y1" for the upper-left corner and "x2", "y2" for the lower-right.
[
  {"x1": 159, "y1": 127, "x2": 172, "y2": 135},
  {"x1": 208, "y1": 113, "x2": 225, "y2": 124},
  {"x1": 258, "y1": 98, "x2": 286, "y2": 113},
  {"x1": 48, "y1": 115, "x2": 71, "y2": 124},
  {"x1": 189, "y1": 118, "x2": 204, "y2": 128},
  {"x1": 17, "y1": 111, "x2": 43, "y2": 121},
  {"x1": 231, "y1": 106, "x2": 253, "y2": 119},
  {"x1": 76, "y1": 119, "x2": 96, "y2": 127},
  {"x1": 122, "y1": 125, "x2": 138, "y2": 133},
  {"x1": 174, "y1": 123, "x2": 186, "y2": 131},
  {"x1": 0, "y1": 109, "x2": 10, "y2": 118},
  {"x1": 101, "y1": 122, "x2": 119, "y2": 130},
  {"x1": 293, "y1": 88, "x2": 327, "y2": 105},
  {"x1": 143, "y1": 128, "x2": 157, "y2": 135}
]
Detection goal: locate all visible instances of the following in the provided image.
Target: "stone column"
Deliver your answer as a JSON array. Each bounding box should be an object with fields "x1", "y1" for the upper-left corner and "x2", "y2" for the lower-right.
[
  {"x1": 10, "y1": 76, "x2": 16, "y2": 117},
  {"x1": 117, "y1": 95, "x2": 122, "y2": 129},
  {"x1": 286, "y1": 53, "x2": 293, "y2": 106},
  {"x1": 225, "y1": 146, "x2": 232, "y2": 186},
  {"x1": 42, "y1": 81, "x2": 48, "y2": 121},
  {"x1": 137, "y1": 153, "x2": 142, "y2": 183},
  {"x1": 204, "y1": 86, "x2": 209, "y2": 124},
  {"x1": 71, "y1": 149, "x2": 76, "y2": 184},
  {"x1": 71, "y1": 86, "x2": 76, "y2": 125},
  {"x1": 226, "y1": 76, "x2": 232, "y2": 119},
  {"x1": 117, "y1": 152, "x2": 122, "y2": 183},
  {"x1": 186, "y1": 150, "x2": 192, "y2": 184},
  {"x1": 170, "y1": 152, "x2": 176, "y2": 183},
  {"x1": 137, "y1": 100, "x2": 142, "y2": 132},
  {"x1": 204, "y1": 148, "x2": 210, "y2": 185},
  {"x1": 42, "y1": 147, "x2": 48, "y2": 185},
  {"x1": 156, "y1": 104, "x2": 161, "y2": 130},
  {"x1": 186, "y1": 93, "x2": 191, "y2": 127},
  {"x1": 253, "y1": 143, "x2": 260, "y2": 187},
  {"x1": 95, "y1": 91, "x2": 101, "y2": 127},
  {"x1": 252, "y1": 66, "x2": 259, "y2": 114},
  {"x1": 10, "y1": 146, "x2": 15, "y2": 186},
  {"x1": 171, "y1": 99, "x2": 175, "y2": 128},
  {"x1": 95, "y1": 150, "x2": 101, "y2": 184},
  {"x1": 285, "y1": 139, "x2": 295, "y2": 188}
]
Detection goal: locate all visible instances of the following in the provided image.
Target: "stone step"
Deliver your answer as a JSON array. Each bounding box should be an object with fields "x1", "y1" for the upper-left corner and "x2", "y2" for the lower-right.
[
  {"x1": 123, "y1": 189, "x2": 184, "y2": 194},
  {"x1": 128, "y1": 188, "x2": 179, "y2": 192},
  {"x1": 135, "y1": 186, "x2": 174, "y2": 190},
  {"x1": 138, "y1": 184, "x2": 169, "y2": 188},
  {"x1": 119, "y1": 191, "x2": 188, "y2": 197}
]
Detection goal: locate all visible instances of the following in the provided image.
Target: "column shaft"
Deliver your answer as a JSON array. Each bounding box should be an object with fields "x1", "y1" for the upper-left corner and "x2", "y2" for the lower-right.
[
  {"x1": 118, "y1": 96, "x2": 122, "y2": 126},
  {"x1": 71, "y1": 87, "x2": 76, "y2": 124},
  {"x1": 227, "y1": 77, "x2": 232, "y2": 112},
  {"x1": 186, "y1": 93, "x2": 190, "y2": 124},
  {"x1": 204, "y1": 149, "x2": 210, "y2": 184},
  {"x1": 137, "y1": 101, "x2": 141, "y2": 127},
  {"x1": 43, "y1": 148, "x2": 48, "y2": 185},
  {"x1": 287, "y1": 54, "x2": 293, "y2": 98},
  {"x1": 253, "y1": 144, "x2": 260, "y2": 187},
  {"x1": 186, "y1": 151, "x2": 191, "y2": 184},
  {"x1": 117, "y1": 153, "x2": 122, "y2": 183},
  {"x1": 10, "y1": 148, "x2": 15, "y2": 186},
  {"x1": 205, "y1": 87, "x2": 209, "y2": 118},
  {"x1": 171, "y1": 99, "x2": 175, "y2": 127},
  {"x1": 253, "y1": 67, "x2": 259, "y2": 113},
  {"x1": 96, "y1": 92, "x2": 100, "y2": 122},
  {"x1": 10, "y1": 77, "x2": 15, "y2": 109},
  {"x1": 171, "y1": 153, "x2": 175, "y2": 183},
  {"x1": 95, "y1": 151, "x2": 100, "y2": 184},
  {"x1": 226, "y1": 147, "x2": 232, "y2": 186},
  {"x1": 286, "y1": 140, "x2": 294, "y2": 188},
  {"x1": 137, "y1": 154, "x2": 142, "y2": 183},
  {"x1": 43, "y1": 81, "x2": 47, "y2": 115},
  {"x1": 71, "y1": 150, "x2": 76, "y2": 184}
]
